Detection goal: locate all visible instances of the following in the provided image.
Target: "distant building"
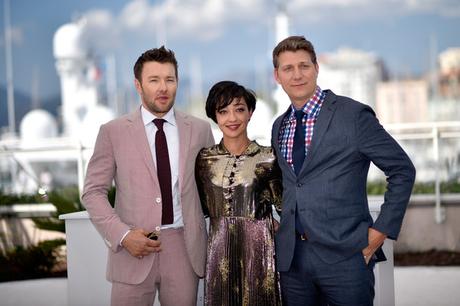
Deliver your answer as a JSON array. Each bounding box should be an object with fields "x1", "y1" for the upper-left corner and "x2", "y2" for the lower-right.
[
  {"x1": 317, "y1": 48, "x2": 385, "y2": 108},
  {"x1": 439, "y1": 47, "x2": 460, "y2": 99},
  {"x1": 272, "y1": 1, "x2": 292, "y2": 118},
  {"x1": 0, "y1": 19, "x2": 115, "y2": 194},
  {"x1": 376, "y1": 80, "x2": 429, "y2": 124},
  {"x1": 53, "y1": 19, "x2": 114, "y2": 144}
]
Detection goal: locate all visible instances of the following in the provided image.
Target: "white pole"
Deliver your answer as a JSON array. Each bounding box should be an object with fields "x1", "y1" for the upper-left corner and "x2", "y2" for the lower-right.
[
  {"x1": 4, "y1": 0, "x2": 16, "y2": 136},
  {"x1": 77, "y1": 141, "x2": 85, "y2": 199},
  {"x1": 433, "y1": 126, "x2": 445, "y2": 223},
  {"x1": 105, "y1": 54, "x2": 118, "y2": 116}
]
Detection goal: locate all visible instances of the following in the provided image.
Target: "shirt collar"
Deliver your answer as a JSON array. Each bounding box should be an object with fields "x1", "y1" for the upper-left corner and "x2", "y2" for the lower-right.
[
  {"x1": 289, "y1": 86, "x2": 324, "y2": 119},
  {"x1": 141, "y1": 105, "x2": 176, "y2": 127}
]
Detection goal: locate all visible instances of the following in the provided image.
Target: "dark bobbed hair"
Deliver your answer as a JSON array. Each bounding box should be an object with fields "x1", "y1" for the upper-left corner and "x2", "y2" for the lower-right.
[
  {"x1": 205, "y1": 81, "x2": 256, "y2": 123},
  {"x1": 133, "y1": 46, "x2": 178, "y2": 81},
  {"x1": 272, "y1": 35, "x2": 317, "y2": 68}
]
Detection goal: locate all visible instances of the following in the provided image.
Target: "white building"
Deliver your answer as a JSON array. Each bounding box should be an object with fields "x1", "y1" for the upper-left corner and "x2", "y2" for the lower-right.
[
  {"x1": 376, "y1": 80, "x2": 429, "y2": 124},
  {"x1": 317, "y1": 48, "x2": 385, "y2": 108},
  {"x1": 439, "y1": 47, "x2": 460, "y2": 73},
  {"x1": 439, "y1": 47, "x2": 460, "y2": 99},
  {"x1": 0, "y1": 19, "x2": 115, "y2": 194},
  {"x1": 53, "y1": 19, "x2": 114, "y2": 144}
]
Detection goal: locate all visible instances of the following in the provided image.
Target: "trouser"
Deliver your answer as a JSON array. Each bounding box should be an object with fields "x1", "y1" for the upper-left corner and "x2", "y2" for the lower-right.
[
  {"x1": 280, "y1": 238, "x2": 375, "y2": 306},
  {"x1": 111, "y1": 228, "x2": 199, "y2": 306}
]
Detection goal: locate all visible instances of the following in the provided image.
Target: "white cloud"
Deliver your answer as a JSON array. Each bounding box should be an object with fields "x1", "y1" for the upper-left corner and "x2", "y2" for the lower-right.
[
  {"x1": 82, "y1": 0, "x2": 269, "y2": 46},
  {"x1": 119, "y1": 0, "x2": 151, "y2": 30},
  {"x1": 289, "y1": 0, "x2": 460, "y2": 22},
  {"x1": 78, "y1": 0, "x2": 459, "y2": 52},
  {"x1": 81, "y1": 9, "x2": 120, "y2": 51},
  {"x1": 411, "y1": 0, "x2": 460, "y2": 17}
]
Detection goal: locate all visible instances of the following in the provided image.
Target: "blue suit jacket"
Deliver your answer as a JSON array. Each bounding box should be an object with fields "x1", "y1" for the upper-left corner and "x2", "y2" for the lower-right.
[{"x1": 271, "y1": 90, "x2": 416, "y2": 271}]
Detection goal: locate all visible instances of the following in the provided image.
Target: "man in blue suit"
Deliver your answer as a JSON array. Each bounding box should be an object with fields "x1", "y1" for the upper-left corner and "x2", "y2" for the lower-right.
[{"x1": 271, "y1": 36, "x2": 416, "y2": 306}]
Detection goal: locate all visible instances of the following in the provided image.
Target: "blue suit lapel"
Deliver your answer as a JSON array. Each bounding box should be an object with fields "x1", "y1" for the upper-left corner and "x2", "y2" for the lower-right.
[{"x1": 300, "y1": 90, "x2": 338, "y2": 175}]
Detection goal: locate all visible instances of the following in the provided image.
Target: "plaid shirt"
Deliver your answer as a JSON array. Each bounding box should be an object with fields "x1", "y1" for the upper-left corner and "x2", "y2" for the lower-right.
[{"x1": 278, "y1": 86, "x2": 325, "y2": 170}]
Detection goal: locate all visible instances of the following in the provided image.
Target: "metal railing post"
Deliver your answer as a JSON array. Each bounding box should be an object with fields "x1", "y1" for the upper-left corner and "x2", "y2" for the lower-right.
[
  {"x1": 76, "y1": 141, "x2": 85, "y2": 208},
  {"x1": 433, "y1": 126, "x2": 445, "y2": 223}
]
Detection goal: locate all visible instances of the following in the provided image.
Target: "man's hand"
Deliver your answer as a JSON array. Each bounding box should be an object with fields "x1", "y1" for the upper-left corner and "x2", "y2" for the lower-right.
[
  {"x1": 362, "y1": 227, "x2": 387, "y2": 264},
  {"x1": 121, "y1": 228, "x2": 161, "y2": 259}
]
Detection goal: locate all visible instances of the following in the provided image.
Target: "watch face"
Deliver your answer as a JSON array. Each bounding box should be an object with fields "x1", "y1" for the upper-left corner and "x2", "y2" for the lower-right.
[{"x1": 147, "y1": 231, "x2": 159, "y2": 240}]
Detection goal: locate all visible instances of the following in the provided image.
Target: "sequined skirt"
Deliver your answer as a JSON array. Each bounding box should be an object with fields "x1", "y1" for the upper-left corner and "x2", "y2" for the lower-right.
[{"x1": 205, "y1": 216, "x2": 281, "y2": 306}]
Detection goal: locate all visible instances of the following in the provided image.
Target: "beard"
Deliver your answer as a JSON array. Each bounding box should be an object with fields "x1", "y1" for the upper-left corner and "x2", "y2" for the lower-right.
[
  {"x1": 146, "y1": 100, "x2": 174, "y2": 115},
  {"x1": 142, "y1": 95, "x2": 175, "y2": 116}
]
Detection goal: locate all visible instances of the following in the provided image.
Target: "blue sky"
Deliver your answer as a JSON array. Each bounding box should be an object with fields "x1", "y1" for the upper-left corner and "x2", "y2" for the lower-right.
[{"x1": 0, "y1": 0, "x2": 459, "y2": 102}]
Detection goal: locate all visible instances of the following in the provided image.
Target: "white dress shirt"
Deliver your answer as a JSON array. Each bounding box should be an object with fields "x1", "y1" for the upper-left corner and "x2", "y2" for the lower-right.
[
  {"x1": 141, "y1": 105, "x2": 183, "y2": 229},
  {"x1": 119, "y1": 106, "x2": 183, "y2": 245}
]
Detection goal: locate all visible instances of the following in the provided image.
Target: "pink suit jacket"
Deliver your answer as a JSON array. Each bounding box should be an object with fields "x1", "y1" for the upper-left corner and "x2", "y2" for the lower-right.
[{"x1": 82, "y1": 107, "x2": 215, "y2": 284}]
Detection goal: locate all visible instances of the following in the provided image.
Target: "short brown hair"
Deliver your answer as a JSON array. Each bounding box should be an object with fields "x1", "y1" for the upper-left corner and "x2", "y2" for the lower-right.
[
  {"x1": 133, "y1": 46, "x2": 178, "y2": 81},
  {"x1": 272, "y1": 35, "x2": 317, "y2": 68}
]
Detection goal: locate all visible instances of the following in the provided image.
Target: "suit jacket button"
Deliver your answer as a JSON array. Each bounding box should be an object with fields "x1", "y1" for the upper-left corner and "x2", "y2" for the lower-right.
[
  {"x1": 155, "y1": 197, "x2": 161, "y2": 204},
  {"x1": 297, "y1": 183, "x2": 302, "y2": 187}
]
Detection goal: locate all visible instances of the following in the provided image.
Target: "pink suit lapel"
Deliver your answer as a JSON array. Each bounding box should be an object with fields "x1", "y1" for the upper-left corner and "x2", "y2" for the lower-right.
[
  {"x1": 127, "y1": 108, "x2": 159, "y2": 186},
  {"x1": 175, "y1": 111, "x2": 191, "y2": 191}
]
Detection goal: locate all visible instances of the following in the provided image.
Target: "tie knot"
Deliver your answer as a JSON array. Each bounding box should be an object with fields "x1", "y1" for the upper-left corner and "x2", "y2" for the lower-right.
[
  {"x1": 295, "y1": 110, "x2": 304, "y2": 122},
  {"x1": 153, "y1": 118, "x2": 165, "y2": 130}
]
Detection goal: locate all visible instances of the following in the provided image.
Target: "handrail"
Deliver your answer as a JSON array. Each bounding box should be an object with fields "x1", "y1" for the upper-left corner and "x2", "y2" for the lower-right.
[{"x1": 2, "y1": 121, "x2": 460, "y2": 224}]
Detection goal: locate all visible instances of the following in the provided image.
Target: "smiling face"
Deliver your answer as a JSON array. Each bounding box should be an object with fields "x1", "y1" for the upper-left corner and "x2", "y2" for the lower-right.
[
  {"x1": 134, "y1": 61, "x2": 177, "y2": 117},
  {"x1": 216, "y1": 98, "x2": 252, "y2": 141},
  {"x1": 274, "y1": 50, "x2": 319, "y2": 109}
]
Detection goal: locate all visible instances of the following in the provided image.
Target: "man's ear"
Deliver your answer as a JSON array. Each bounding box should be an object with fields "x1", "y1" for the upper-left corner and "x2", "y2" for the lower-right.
[
  {"x1": 134, "y1": 78, "x2": 142, "y2": 94},
  {"x1": 274, "y1": 68, "x2": 281, "y2": 85}
]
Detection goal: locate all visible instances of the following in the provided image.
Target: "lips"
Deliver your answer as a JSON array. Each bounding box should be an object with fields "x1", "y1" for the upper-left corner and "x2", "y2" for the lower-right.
[
  {"x1": 226, "y1": 124, "x2": 240, "y2": 131},
  {"x1": 156, "y1": 95, "x2": 169, "y2": 102}
]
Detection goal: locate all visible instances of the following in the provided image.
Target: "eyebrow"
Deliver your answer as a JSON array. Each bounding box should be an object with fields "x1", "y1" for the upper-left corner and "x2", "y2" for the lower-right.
[{"x1": 281, "y1": 60, "x2": 313, "y2": 67}]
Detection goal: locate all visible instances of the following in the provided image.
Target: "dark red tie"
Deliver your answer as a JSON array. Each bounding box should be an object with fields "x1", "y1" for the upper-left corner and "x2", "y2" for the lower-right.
[{"x1": 153, "y1": 119, "x2": 173, "y2": 225}]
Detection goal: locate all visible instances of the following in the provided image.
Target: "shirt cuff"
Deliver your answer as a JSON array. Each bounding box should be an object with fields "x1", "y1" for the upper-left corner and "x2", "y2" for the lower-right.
[{"x1": 119, "y1": 229, "x2": 131, "y2": 246}]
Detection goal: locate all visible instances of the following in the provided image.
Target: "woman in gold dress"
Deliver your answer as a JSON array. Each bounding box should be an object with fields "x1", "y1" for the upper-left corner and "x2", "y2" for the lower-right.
[{"x1": 195, "y1": 81, "x2": 282, "y2": 306}]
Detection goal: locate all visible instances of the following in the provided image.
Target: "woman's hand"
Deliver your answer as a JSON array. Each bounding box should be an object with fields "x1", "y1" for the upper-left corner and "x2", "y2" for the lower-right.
[{"x1": 273, "y1": 219, "x2": 280, "y2": 232}]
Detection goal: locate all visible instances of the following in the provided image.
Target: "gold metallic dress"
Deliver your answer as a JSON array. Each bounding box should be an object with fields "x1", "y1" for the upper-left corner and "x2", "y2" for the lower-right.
[{"x1": 196, "y1": 141, "x2": 282, "y2": 306}]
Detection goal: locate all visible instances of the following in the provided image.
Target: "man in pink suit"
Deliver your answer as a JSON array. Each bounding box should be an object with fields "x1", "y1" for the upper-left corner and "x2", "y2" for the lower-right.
[{"x1": 82, "y1": 46, "x2": 214, "y2": 306}]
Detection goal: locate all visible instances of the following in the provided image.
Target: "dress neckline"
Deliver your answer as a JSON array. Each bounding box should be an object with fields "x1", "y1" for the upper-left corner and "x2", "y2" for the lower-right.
[{"x1": 217, "y1": 139, "x2": 260, "y2": 157}]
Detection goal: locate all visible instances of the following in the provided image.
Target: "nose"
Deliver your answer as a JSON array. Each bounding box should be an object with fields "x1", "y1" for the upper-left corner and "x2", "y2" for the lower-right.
[
  {"x1": 158, "y1": 79, "x2": 167, "y2": 91},
  {"x1": 293, "y1": 67, "x2": 302, "y2": 80},
  {"x1": 228, "y1": 110, "x2": 237, "y2": 121}
]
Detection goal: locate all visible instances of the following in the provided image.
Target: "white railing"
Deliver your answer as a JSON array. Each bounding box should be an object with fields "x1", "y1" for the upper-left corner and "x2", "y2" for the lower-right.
[
  {"x1": 2, "y1": 120, "x2": 460, "y2": 222},
  {"x1": 383, "y1": 121, "x2": 460, "y2": 224},
  {"x1": 0, "y1": 203, "x2": 56, "y2": 218},
  {"x1": 0, "y1": 137, "x2": 92, "y2": 195}
]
